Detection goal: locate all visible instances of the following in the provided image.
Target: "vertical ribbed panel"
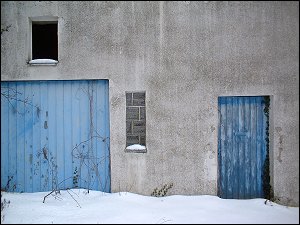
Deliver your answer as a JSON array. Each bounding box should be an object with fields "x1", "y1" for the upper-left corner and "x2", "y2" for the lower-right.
[
  {"x1": 218, "y1": 96, "x2": 268, "y2": 199},
  {"x1": 1, "y1": 80, "x2": 110, "y2": 193}
]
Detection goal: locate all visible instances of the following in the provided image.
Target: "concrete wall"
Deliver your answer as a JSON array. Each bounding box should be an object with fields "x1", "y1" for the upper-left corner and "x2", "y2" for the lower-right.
[{"x1": 1, "y1": 1, "x2": 299, "y2": 206}]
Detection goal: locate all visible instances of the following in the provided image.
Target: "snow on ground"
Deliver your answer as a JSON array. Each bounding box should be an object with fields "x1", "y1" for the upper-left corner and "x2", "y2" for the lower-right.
[{"x1": 1, "y1": 189, "x2": 299, "y2": 224}]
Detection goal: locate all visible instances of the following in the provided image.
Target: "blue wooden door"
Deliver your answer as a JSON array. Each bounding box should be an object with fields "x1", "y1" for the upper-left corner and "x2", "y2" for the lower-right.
[
  {"x1": 1, "y1": 80, "x2": 110, "y2": 193},
  {"x1": 218, "y1": 96, "x2": 269, "y2": 199}
]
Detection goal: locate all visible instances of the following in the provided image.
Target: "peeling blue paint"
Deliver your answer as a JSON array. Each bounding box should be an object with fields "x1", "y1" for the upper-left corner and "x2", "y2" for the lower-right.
[
  {"x1": 218, "y1": 96, "x2": 268, "y2": 199},
  {"x1": 1, "y1": 80, "x2": 110, "y2": 193}
]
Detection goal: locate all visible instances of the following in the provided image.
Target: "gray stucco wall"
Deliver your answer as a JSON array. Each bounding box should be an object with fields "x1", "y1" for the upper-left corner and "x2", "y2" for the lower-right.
[{"x1": 1, "y1": 1, "x2": 299, "y2": 206}]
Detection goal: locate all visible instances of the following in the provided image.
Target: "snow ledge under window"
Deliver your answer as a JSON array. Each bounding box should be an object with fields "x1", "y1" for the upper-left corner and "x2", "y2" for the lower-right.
[
  {"x1": 28, "y1": 59, "x2": 58, "y2": 65},
  {"x1": 125, "y1": 144, "x2": 147, "y2": 153}
]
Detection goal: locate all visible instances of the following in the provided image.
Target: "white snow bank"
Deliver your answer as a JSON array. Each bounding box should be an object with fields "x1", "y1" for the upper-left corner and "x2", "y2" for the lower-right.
[
  {"x1": 126, "y1": 144, "x2": 146, "y2": 150},
  {"x1": 29, "y1": 59, "x2": 58, "y2": 65},
  {"x1": 125, "y1": 144, "x2": 147, "y2": 153},
  {"x1": 1, "y1": 189, "x2": 298, "y2": 224}
]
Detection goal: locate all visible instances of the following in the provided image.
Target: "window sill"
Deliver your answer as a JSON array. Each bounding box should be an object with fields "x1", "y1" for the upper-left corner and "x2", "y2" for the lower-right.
[
  {"x1": 28, "y1": 59, "x2": 58, "y2": 66},
  {"x1": 125, "y1": 144, "x2": 147, "y2": 153}
]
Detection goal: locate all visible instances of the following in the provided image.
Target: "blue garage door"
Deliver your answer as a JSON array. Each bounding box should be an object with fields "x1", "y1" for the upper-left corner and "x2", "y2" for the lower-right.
[
  {"x1": 218, "y1": 96, "x2": 270, "y2": 199},
  {"x1": 1, "y1": 80, "x2": 110, "y2": 193}
]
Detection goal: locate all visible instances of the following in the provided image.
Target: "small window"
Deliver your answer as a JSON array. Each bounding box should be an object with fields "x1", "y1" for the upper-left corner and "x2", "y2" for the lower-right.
[
  {"x1": 125, "y1": 91, "x2": 146, "y2": 153},
  {"x1": 32, "y1": 21, "x2": 58, "y2": 60},
  {"x1": 29, "y1": 17, "x2": 58, "y2": 65}
]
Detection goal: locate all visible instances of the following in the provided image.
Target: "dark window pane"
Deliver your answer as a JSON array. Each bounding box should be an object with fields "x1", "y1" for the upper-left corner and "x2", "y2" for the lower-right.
[{"x1": 32, "y1": 23, "x2": 58, "y2": 60}]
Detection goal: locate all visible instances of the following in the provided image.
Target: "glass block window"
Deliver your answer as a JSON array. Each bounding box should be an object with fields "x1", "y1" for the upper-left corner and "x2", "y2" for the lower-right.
[{"x1": 126, "y1": 92, "x2": 146, "y2": 150}]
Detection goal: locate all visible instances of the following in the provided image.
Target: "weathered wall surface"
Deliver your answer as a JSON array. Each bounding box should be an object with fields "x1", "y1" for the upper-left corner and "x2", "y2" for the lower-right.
[{"x1": 1, "y1": 1, "x2": 298, "y2": 206}]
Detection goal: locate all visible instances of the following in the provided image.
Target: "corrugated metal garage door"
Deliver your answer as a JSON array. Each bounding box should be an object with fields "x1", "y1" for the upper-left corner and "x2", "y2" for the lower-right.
[
  {"x1": 1, "y1": 80, "x2": 110, "y2": 193},
  {"x1": 218, "y1": 96, "x2": 269, "y2": 199}
]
